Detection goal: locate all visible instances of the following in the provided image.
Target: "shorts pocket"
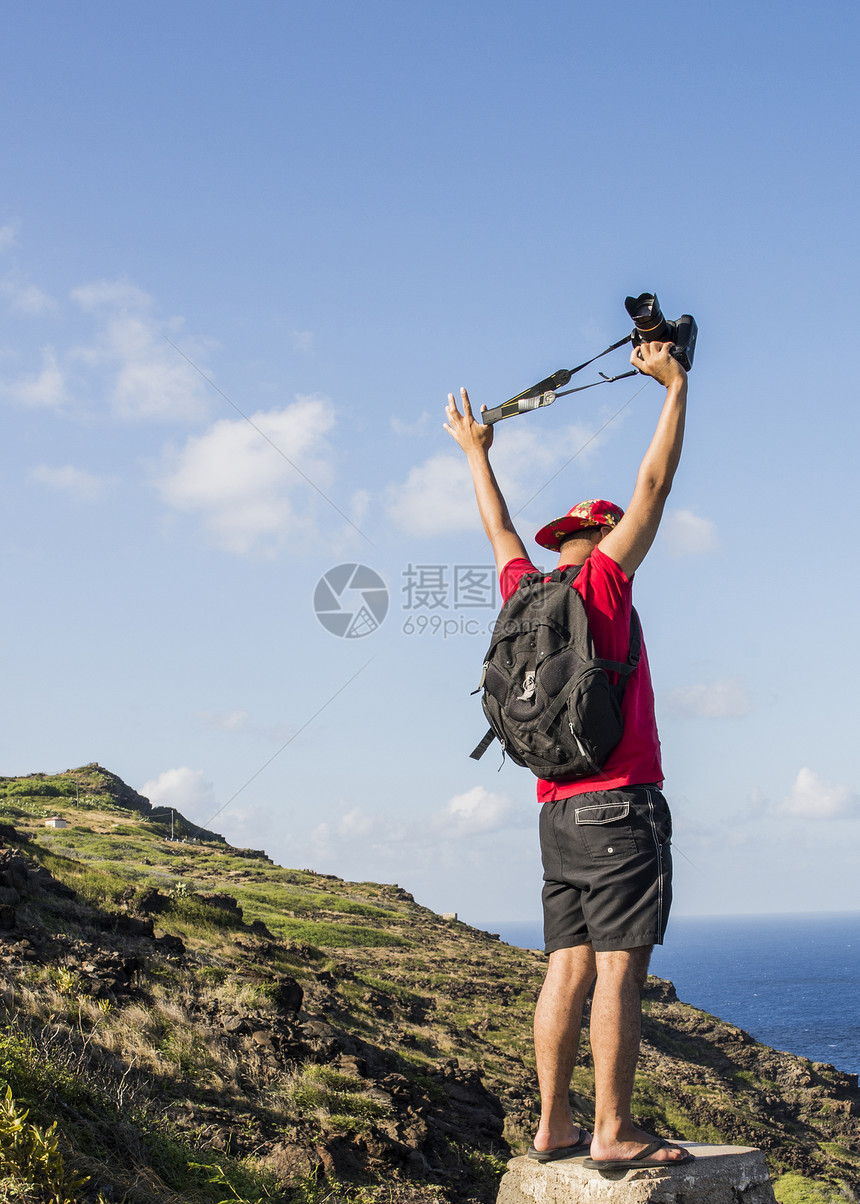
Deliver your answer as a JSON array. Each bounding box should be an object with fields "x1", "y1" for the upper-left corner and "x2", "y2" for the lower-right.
[
  {"x1": 574, "y1": 802, "x2": 638, "y2": 860},
  {"x1": 574, "y1": 802, "x2": 630, "y2": 825}
]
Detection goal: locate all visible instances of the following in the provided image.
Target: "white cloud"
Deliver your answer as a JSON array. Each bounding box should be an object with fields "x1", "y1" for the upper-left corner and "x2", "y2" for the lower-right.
[
  {"x1": 0, "y1": 275, "x2": 213, "y2": 422},
  {"x1": 665, "y1": 677, "x2": 751, "y2": 718},
  {"x1": 70, "y1": 277, "x2": 211, "y2": 421},
  {"x1": 197, "y1": 709, "x2": 295, "y2": 743},
  {"x1": 0, "y1": 225, "x2": 18, "y2": 253},
  {"x1": 1, "y1": 347, "x2": 66, "y2": 408},
  {"x1": 776, "y1": 767, "x2": 860, "y2": 820},
  {"x1": 338, "y1": 808, "x2": 375, "y2": 838},
  {"x1": 139, "y1": 766, "x2": 217, "y2": 819},
  {"x1": 73, "y1": 318, "x2": 209, "y2": 421},
  {"x1": 298, "y1": 790, "x2": 541, "y2": 910},
  {"x1": 388, "y1": 452, "x2": 476, "y2": 536},
  {"x1": 71, "y1": 278, "x2": 154, "y2": 313},
  {"x1": 437, "y1": 785, "x2": 516, "y2": 836},
  {"x1": 387, "y1": 418, "x2": 601, "y2": 538},
  {"x1": 32, "y1": 464, "x2": 106, "y2": 502},
  {"x1": 157, "y1": 396, "x2": 336, "y2": 554},
  {"x1": 391, "y1": 412, "x2": 432, "y2": 437},
  {"x1": 198, "y1": 709, "x2": 252, "y2": 732},
  {"x1": 0, "y1": 279, "x2": 56, "y2": 315},
  {"x1": 311, "y1": 806, "x2": 402, "y2": 850},
  {"x1": 662, "y1": 508, "x2": 718, "y2": 556},
  {"x1": 310, "y1": 787, "x2": 521, "y2": 854},
  {"x1": 291, "y1": 330, "x2": 314, "y2": 351}
]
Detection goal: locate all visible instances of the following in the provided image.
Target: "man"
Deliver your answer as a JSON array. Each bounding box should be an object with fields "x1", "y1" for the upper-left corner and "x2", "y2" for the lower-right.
[{"x1": 443, "y1": 340, "x2": 692, "y2": 1170}]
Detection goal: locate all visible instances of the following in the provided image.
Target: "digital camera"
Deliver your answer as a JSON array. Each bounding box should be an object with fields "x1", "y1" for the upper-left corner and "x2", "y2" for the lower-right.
[{"x1": 625, "y1": 293, "x2": 697, "y2": 371}]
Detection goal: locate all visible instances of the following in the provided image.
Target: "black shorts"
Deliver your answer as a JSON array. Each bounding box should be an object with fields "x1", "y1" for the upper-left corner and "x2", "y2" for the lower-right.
[{"x1": 539, "y1": 785, "x2": 672, "y2": 954}]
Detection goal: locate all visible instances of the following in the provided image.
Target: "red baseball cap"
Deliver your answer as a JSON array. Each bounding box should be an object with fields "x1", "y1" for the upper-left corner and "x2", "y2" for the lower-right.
[{"x1": 534, "y1": 499, "x2": 624, "y2": 551}]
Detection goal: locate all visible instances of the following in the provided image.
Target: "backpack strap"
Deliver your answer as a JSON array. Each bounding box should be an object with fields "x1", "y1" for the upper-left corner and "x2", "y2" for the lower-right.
[
  {"x1": 550, "y1": 565, "x2": 583, "y2": 586},
  {"x1": 515, "y1": 565, "x2": 581, "y2": 593},
  {"x1": 535, "y1": 669, "x2": 584, "y2": 735},
  {"x1": 469, "y1": 727, "x2": 496, "y2": 762},
  {"x1": 630, "y1": 606, "x2": 642, "y2": 666},
  {"x1": 592, "y1": 607, "x2": 641, "y2": 676}
]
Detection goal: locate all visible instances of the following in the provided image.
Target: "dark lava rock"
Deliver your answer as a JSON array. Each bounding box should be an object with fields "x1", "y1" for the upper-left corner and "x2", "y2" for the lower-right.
[
  {"x1": 275, "y1": 976, "x2": 304, "y2": 1013},
  {"x1": 199, "y1": 892, "x2": 242, "y2": 914},
  {"x1": 642, "y1": 976, "x2": 678, "y2": 1003},
  {"x1": 153, "y1": 932, "x2": 185, "y2": 955},
  {"x1": 136, "y1": 888, "x2": 170, "y2": 915},
  {"x1": 110, "y1": 915, "x2": 155, "y2": 938}
]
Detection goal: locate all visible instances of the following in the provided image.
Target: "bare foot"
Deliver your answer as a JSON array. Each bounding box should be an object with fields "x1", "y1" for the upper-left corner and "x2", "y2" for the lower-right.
[
  {"x1": 530, "y1": 1123, "x2": 592, "y2": 1154},
  {"x1": 588, "y1": 1128, "x2": 692, "y2": 1164}
]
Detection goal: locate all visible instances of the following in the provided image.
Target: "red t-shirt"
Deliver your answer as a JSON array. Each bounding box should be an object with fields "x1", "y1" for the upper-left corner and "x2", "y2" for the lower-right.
[{"x1": 499, "y1": 546, "x2": 663, "y2": 802}]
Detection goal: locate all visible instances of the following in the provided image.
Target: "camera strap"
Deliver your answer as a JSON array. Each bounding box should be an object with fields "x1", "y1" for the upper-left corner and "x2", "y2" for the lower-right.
[
  {"x1": 482, "y1": 332, "x2": 639, "y2": 424},
  {"x1": 552, "y1": 366, "x2": 638, "y2": 397},
  {"x1": 503, "y1": 333, "x2": 633, "y2": 405}
]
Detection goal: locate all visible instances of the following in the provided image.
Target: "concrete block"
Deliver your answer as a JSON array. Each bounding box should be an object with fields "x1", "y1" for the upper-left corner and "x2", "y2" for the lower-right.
[{"x1": 497, "y1": 1144, "x2": 776, "y2": 1204}]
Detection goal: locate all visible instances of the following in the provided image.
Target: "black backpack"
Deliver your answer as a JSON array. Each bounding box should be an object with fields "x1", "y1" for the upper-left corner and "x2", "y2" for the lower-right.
[{"x1": 469, "y1": 565, "x2": 641, "y2": 780}]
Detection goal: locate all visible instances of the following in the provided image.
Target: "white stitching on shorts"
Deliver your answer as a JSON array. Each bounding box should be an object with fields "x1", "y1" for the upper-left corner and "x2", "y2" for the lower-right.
[{"x1": 645, "y1": 787, "x2": 664, "y2": 939}]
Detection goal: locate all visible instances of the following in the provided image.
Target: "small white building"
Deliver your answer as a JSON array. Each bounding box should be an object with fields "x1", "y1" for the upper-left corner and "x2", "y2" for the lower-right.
[{"x1": 45, "y1": 817, "x2": 70, "y2": 829}]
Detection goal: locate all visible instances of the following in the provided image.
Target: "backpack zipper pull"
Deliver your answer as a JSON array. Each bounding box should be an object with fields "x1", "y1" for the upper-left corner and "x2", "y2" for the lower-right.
[
  {"x1": 471, "y1": 661, "x2": 489, "y2": 696},
  {"x1": 570, "y1": 725, "x2": 588, "y2": 758}
]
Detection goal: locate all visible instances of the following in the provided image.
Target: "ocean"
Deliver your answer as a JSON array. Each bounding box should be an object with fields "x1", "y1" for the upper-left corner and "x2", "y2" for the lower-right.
[{"x1": 485, "y1": 912, "x2": 860, "y2": 1077}]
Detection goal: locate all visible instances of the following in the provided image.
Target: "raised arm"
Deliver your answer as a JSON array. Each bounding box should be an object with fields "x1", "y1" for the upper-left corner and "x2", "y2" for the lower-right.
[
  {"x1": 599, "y1": 341, "x2": 688, "y2": 576},
  {"x1": 444, "y1": 387, "x2": 528, "y2": 575}
]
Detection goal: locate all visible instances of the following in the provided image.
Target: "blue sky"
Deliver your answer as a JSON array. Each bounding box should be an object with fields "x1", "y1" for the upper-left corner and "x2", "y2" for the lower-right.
[{"x1": 2, "y1": 0, "x2": 859, "y2": 925}]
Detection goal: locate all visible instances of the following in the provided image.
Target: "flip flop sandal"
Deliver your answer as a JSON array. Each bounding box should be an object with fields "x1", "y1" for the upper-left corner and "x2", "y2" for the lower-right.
[
  {"x1": 527, "y1": 1130, "x2": 592, "y2": 1161},
  {"x1": 583, "y1": 1139, "x2": 695, "y2": 1171}
]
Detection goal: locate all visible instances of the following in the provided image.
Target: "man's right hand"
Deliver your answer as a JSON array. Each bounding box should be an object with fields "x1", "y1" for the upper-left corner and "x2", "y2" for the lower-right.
[
  {"x1": 443, "y1": 385, "x2": 527, "y2": 573},
  {"x1": 630, "y1": 341, "x2": 688, "y2": 389},
  {"x1": 444, "y1": 387, "x2": 494, "y2": 457}
]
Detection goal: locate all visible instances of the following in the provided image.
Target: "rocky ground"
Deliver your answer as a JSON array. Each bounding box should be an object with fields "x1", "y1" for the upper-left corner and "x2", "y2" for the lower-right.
[{"x1": 0, "y1": 765, "x2": 857, "y2": 1204}]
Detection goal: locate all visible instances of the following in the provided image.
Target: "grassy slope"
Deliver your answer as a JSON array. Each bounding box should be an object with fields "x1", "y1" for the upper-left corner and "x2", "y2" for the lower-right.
[{"x1": 0, "y1": 765, "x2": 857, "y2": 1204}]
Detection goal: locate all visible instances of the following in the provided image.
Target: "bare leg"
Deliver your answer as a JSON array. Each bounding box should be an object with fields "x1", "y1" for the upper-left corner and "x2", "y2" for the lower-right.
[
  {"x1": 532, "y1": 943, "x2": 596, "y2": 1152},
  {"x1": 588, "y1": 946, "x2": 689, "y2": 1163}
]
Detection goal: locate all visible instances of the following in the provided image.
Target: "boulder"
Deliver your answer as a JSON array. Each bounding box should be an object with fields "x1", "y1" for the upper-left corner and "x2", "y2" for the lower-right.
[
  {"x1": 274, "y1": 976, "x2": 304, "y2": 1013},
  {"x1": 136, "y1": 888, "x2": 170, "y2": 915},
  {"x1": 497, "y1": 1145, "x2": 776, "y2": 1204},
  {"x1": 199, "y1": 892, "x2": 242, "y2": 915}
]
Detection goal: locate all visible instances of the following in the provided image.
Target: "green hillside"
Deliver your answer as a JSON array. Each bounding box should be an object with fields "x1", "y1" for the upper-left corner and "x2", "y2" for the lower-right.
[{"x1": 0, "y1": 765, "x2": 857, "y2": 1204}]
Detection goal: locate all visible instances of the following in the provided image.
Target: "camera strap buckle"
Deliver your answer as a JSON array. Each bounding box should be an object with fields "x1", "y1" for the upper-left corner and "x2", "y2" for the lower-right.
[
  {"x1": 552, "y1": 367, "x2": 639, "y2": 398},
  {"x1": 482, "y1": 334, "x2": 634, "y2": 424}
]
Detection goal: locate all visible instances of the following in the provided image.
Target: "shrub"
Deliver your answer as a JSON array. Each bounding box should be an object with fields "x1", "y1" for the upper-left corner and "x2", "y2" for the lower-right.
[
  {"x1": 0, "y1": 1083, "x2": 88, "y2": 1203},
  {"x1": 287, "y1": 1065, "x2": 390, "y2": 1134}
]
